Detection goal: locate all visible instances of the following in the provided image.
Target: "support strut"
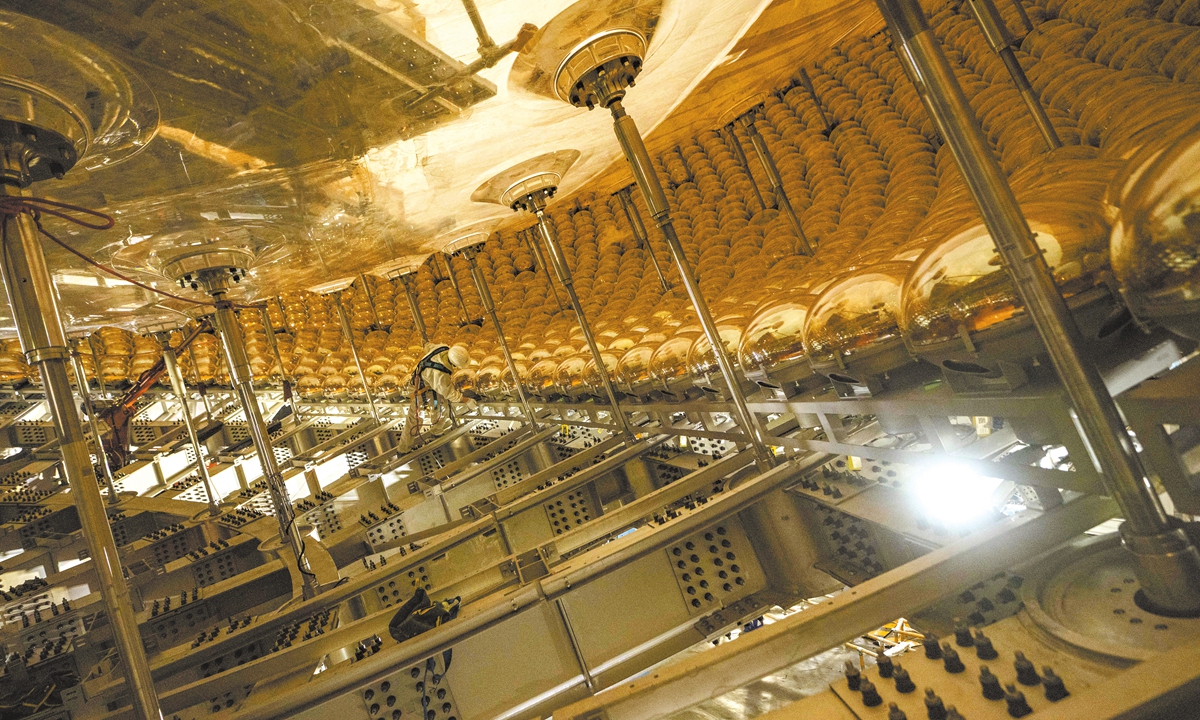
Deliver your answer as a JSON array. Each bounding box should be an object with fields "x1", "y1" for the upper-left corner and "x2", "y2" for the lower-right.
[
  {"x1": 616, "y1": 187, "x2": 672, "y2": 292},
  {"x1": 735, "y1": 110, "x2": 814, "y2": 255},
  {"x1": 451, "y1": 243, "x2": 541, "y2": 431},
  {"x1": 0, "y1": 164, "x2": 163, "y2": 718},
  {"x1": 520, "y1": 191, "x2": 634, "y2": 439},
  {"x1": 963, "y1": 0, "x2": 1061, "y2": 151},
  {"x1": 876, "y1": 0, "x2": 1200, "y2": 615},
  {"x1": 157, "y1": 331, "x2": 221, "y2": 515},
  {"x1": 199, "y1": 271, "x2": 317, "y2": 599}
]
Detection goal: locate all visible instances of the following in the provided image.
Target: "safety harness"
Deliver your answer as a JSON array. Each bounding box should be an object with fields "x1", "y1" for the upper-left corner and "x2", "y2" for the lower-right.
[{"x1": 407, "y1": 346, "x2": 451, "y2": 438}]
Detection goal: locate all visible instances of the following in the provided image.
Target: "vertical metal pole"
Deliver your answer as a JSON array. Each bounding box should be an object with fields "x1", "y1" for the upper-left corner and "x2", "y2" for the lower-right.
[
  {"x1": 877, "y1": 0, "x2": 1200, "y2": 615},
  {"x1": 521, "y1": 228, "x2": 567, "y2": 312},
  {"x1": 261, "y1": 305, "x2": 302, "y2": 422},
  {"x1": 186, "y1": 344, "x2": 213, "y2": 423},
  {"x1": 334, "y1": 294, "x2": 380, "y2": 423},
  {"x1": 1008, "y1": 0, "x2": 1034, "y2": 35},
  {"x1": 720, "y1": 124, "x2": 767, "y2": 210},
  {"x1": 357, "y1": 273, "x2": 381, "y2": 329},
  {"x1": 736, "y1": 113, "x2": 814, "y2": 255},
  {"x1": 397, "y1": 273, "x2": 429, "y2": 343},
  {"x1": 0, "y1": 183, "x2": 163, "y2": 720},
  {"x1": 796, "y1": 69, "x2": 836, "y2": 135},
  {"x1": 606, "y1": 100, "x2": 774, "y2": 470},
  {"x1": 204, "y1": 276, "x2": 317, "y2": 598},
  {"x1": 616, "y1": 187, "x2": 671, "y2": 293},
  {"x1": 158, "y1": 334, "x2": 220, "y2": 514},
  {"x1": 964, "y1": 0, "x2": 1061, "y2": 150},
  {"x1": 69, "y1": 343, "x2": 121, "y2": 504},
  {"x1": 458, "y1": 247, "x2": 540, "y2": 431},
  {"x1": 527, "y1": 195, "x2": 634, "y2": 439},
  {"x1": 438, "y1": 253, "x2": 475, "y2": 325},
  {"x1": 86, "y1": 333, "x2": 109, "y2": 399},
  {"x1": 461, "y1": 0, "x2": 496, "y2": 51}
]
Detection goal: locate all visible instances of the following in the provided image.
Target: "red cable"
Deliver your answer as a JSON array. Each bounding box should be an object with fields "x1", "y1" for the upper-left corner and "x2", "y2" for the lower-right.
[{"x1": 0, "y1": 196, "x2": 266, "y2": 311}]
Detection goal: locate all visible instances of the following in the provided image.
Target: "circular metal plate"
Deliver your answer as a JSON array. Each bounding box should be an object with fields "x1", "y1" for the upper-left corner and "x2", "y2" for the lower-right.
[
  {"x1": 471, "y1": 150, "x2": 581, "y2": 207},
  {"x1": 1023, "y1": 533, "x2": 1200, "y2": 662}
]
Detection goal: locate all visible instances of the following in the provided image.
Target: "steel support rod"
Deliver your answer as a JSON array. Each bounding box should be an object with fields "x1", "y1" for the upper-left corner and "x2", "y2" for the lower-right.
[
  {"x1": 87, "y1": 333, "x2": 109, "y2": 399},
  {"x1": 157, "y1": 333, "x2": 220, "y2": 514},
  {"x1": 877, "y1": 0, "x2": 1200, "y2": 615},
  {"x1": 616, "y1": 187, "x2": 671, "y2": 293},
  {"x1": 0, "y1": 181, "x2": 163, "y2": 720},
  {"x1": 461, "y1": 0, "x2": 496, "y2": 52},
  {"x1": 203, "y1": 277, "x2": 317, "y2": 598},
  {"x1": 69, "y1": 342, "x2": 121, "y2": 504},
  {"x1": 396, "y1": 272, "x2": 429, "y2": 343},
  {"x1": 796, "y1": 68, "x2": 836, "y2": 136},
  {"x1": 606, "y1": 100, "x2": 774, "y2": 470},
  {"x1": 526, "y1": 194, "x2": 634, "y2": 439},
  {"x1": 522, "y1": 227, "x2": 567, "y2": 312},
  {"x1": 262, "y1": 304, "x2": 302, "y2": 422},
  {"x1": 736, "y1": 113, "x2": 814, "y2": 255},
  {"x1": 185, "y1": 344, "x2": 214, "y2": 423},
  {"x1": 720, "y1": 124, "x2": 767, "y2": 210},
  {"x1": 438, "y1": 253, "x2": 476, "y2": 326},
  {"x1": 456, "y1": 247, "x2": 540, "y2": 431},
  {"x1": 358, "y1": 273, "x2": 382, "y2": 329},
  {"x1": 334, "y1": 293, "x2": 380, "y2": 423},
  {"x1": 964, "y1": 0, "x2": 1061, "y2": 150}
]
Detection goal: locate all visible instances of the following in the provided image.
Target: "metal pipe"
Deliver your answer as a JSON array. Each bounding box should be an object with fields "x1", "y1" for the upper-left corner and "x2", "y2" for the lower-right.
[
  {"x1": 521, "y1": 227, "x2": 567, "y2": 312},
  {"x1": 607, "y1": 100, "x2": 774, "y2": 470},
  {"x1": 157, "y1": 333, "x2": 220, "y2": 514},
  {"x1": 358, "y1": 273, "x2": 382, "y2": 329},
  {"x1": 204, "y1": 277, "x2": 317, "y2": 598},
  {"x1": 86, "y1": 333, "x2": 109, "y2": 399},
  {"x1": 616, "y1": 187, "x2": 671, "y2": 293},
  {"x1": 736, "y1": 113, "x2": 814, "y2": 255},
  {"x1": 439, "y1": 253, "x2": 476, "y2": 325},
  {"x1": 796, "y1": 68, "x2": 836, "y2": 136},
  {"x1": 1009, "y1": 0, "x2": 1034, "y2": 35},
  {"x1": 185, "y1": 343, "x2": 213, "y2": 423},
  {"x1": 334, "y1": 294, "x2": 380, "y2": 422},
  {"x1": 0, "y1": 182, "x2": 163, "y2": 720},
  {"x1": 461, "y1": 0, "x2": 496, "y2": 52},
  {"x1": 262, "y1": 305, "x2": 302, "y2": 422},
  {"x1": 396, "y1": 273, "x2": 429, "y2": 343},
  {"x1": 719, "y1": 124, "x2": 767, "y2": 210},
  {"x1": 876, "y1": 0, "x2": 1200, "y2": 615},
  {"x1": 457, "y1": 247, "x2": 540, "y2": 431},
  {"x1": 69, "y1": 342, "x2": 121, "y2": 504},
  {"x1": 964, "y1": 0, "x2": 1061, "y2": 150},
  {"x1": 528, "y1": 197, "x2": 635, "y2": 439}
]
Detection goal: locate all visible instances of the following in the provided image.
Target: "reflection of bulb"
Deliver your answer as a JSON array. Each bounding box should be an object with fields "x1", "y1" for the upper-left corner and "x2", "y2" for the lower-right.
[{"x1": 910, "y1": 462, "x2": 1004, "y2": 530}]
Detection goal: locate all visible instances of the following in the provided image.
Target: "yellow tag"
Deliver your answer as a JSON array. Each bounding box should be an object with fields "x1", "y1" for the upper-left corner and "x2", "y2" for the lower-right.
[{"x1": 847, "y1": 456, "x2": 863, "y2": 471}]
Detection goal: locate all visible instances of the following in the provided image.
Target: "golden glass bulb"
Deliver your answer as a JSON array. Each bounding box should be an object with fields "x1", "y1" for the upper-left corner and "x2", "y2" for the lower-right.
[
  {"x1": 903, "y1": 202, "x2": 1112, "y2": 349},
  {"x1": 649, "y1": 328, "x2": 701, "y2": 394},
  {"x1": 806, "y1": 262, "x2": 914, "y2": 382},
  {"x1": 1110, "y1": 119, "x2": 1200, "y2": 339},
  {"x1": 529, "y1": 358, "x2": 561, "y2": 397}
]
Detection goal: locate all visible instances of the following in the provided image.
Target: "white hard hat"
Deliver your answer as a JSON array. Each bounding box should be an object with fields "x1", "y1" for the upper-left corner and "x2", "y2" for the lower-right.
[{"x1": 447, "y1": 345, "x2": 471, "y2": 369}]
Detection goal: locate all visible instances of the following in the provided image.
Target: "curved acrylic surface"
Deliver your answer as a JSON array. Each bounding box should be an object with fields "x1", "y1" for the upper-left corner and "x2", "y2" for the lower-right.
[
  {"x1": 0, "y1": 10, "x2": 159, "y2": 169},
  {"x1": 13, "y1": 0, "x2": 772, "y2": 332}
]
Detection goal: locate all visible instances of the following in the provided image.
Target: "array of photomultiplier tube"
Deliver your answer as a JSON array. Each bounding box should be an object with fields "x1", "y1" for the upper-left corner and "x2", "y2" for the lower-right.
[{"x1": 8, "y1": 0, "x2": 1200, "y2": 404}]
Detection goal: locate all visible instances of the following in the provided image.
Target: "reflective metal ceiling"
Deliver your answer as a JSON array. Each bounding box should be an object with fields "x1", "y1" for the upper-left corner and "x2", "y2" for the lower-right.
[{"x1": 3, "y1": 0, "x2": 774, "y2": 331}]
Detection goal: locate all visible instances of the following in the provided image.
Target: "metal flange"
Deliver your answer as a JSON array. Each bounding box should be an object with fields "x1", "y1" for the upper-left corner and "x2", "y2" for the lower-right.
[{"x1": 554, "y1": 29, "x2": 646, "y2": 109}]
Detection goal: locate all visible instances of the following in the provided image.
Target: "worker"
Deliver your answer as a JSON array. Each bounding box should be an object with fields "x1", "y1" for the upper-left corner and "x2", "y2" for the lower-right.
[{"x1": 399, "y1": 343, "x2": 477, "y2": 453}]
